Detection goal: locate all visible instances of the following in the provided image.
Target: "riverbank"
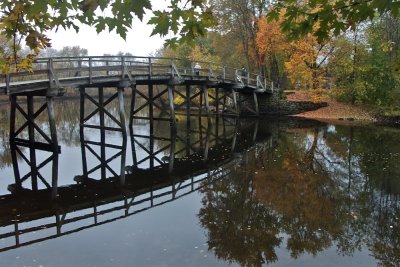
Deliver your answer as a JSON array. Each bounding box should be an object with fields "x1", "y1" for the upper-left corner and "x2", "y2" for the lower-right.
[{"x1": 285, "y1": 90, "x2": 380, "y2": 125}]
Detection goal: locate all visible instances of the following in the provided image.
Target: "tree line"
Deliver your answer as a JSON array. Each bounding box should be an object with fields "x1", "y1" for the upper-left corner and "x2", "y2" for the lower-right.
[{"x1": 158, "y1": 1, "x2": 400, "y2": 112}]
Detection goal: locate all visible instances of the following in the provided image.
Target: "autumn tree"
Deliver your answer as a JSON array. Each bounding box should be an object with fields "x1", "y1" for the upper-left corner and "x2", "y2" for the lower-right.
[
  {"x1": 284, "y1": 34, "x2": 334, "y2": 92},
  {"x1": 210, "y1": 0, "x2": 270, "y2": 73},
  {"x1": 256, "y1": 15, "x2": 288, "y2": 83}
]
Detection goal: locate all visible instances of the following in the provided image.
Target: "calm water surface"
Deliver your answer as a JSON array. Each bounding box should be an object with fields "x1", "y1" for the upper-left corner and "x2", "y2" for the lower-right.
[{"x1": 0, "y1": 99, "x2": 399, "y2": 267}]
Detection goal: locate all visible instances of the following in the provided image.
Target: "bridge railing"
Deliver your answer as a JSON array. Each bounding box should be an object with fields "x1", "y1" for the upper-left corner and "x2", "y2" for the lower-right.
[{"x1": 1, "y1": 56, "x2": 276, "y2": 94}]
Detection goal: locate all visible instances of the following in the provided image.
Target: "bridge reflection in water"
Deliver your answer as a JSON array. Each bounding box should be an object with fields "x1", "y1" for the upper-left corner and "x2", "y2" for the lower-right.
[{"x1": 0, "y1": 113, "x2": 270, "y2": 253}]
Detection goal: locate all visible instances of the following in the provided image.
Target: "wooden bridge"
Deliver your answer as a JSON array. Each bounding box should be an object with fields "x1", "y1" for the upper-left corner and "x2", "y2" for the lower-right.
[
  {"x1": 0, "y1": 56, "x2": 276, "y2": 128},
  {"x1": 1, "y1": 56, "x2": 277, "y2": 199}
]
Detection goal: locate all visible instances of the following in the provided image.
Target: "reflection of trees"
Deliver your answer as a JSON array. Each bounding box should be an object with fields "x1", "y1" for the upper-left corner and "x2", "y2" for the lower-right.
[
  {"x1": 199, "y1": 149, "x2": 282, "y2": 267},
  {"x1": 199, "y1": 122, "x2": 400, "y2": 267},
  {"x1": 256, "y1": 128, "x2": 347, "y2": 259}
]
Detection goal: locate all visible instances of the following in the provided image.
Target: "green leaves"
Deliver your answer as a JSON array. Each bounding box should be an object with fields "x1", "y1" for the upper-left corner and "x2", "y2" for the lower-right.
[
  {"x1": 269, "y1": 0, "x2": 400, "y2": 43},
  {"x1": 130, "y1": 0, "x2": 152, "y2": 21},
  {"x1": 149, "y1": 11, "x2": 170, "y2": 36},
  {"x1": 148, "y1": 1, "x2": 215, "y2": 47}
]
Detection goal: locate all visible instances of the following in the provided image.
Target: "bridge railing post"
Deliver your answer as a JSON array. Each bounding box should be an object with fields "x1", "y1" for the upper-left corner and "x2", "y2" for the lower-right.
[
  {"x1": 47, "y1": 58, "x2": 61, "y2": 92},
  {"x1": 47, "y1": 58, "x2": 53, "y2": 85},
  {"x1": 222, "y1": 66, "x2": 226, "y2": 81},
  {"x1": 170, "y1": 59, "x2": 181, "y2": 79},
  {"x1": 171, "y1": 59, "x2": 175, "y2": 76},
  {"x1": 148, "y1": 57, "x2": 152, "y2": 77},
  {"x1": 89, "y1": 57, "x2": 93, "y2": 84},
  {"x1": 208, "y1": 63, "x2": 216, "y2": 80},
  {"x1": 5, "y1": 73, "x2": 10, "y2": 95},
  {"x1": 235, "y1": 69, "x2": 243, "y2": 85},
  {"x1": 105, "y1": 59, "x2": 109, "y2": 76},
  {"x1": 121, "y1": 56, "x2": 125, "y2": 77},
  {"x1": 77, "y1": 59, "x2": 82, "y2": 77}
]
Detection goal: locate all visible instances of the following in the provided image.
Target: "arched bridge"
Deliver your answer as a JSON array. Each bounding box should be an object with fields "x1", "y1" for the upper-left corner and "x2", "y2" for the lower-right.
[
  {"x1": 1, "y1": 56, "x2": 278, "y2": 200},
  {"x1": 0, "y1": 56, "x2": 275, "y2": 95}
]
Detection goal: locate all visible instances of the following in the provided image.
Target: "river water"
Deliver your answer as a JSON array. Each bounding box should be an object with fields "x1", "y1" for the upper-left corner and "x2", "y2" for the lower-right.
[{"x1": 0, "y1": 98, "x2": 399, "y2": 267}]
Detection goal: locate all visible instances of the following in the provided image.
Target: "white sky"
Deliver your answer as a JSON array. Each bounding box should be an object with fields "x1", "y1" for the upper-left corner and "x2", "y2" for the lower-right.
[
  {"x1": 48, "y1": 22, "x2": 164, "y2": 56},
  {"x1": 47, "y1": 3, "x2": 169, "y2": 56}
]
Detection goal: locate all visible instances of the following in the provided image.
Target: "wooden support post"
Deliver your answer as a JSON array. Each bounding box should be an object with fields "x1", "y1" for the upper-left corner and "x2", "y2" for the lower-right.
[
  {"x1": 203, "y1": 126, "x2": 211, "y2": 161},
  {"x1": 199, "y1": 116, "x2": 203, "y2": 148},
  {"x1": 199, "y1": 87, "x2": 203, "y2": 116},
  {"x1": 14, "y1": 222, "x2": 19, "y2": 246},
  {"x1": 231, "y1": 125, "x2": 238, "y2": 153},
  {"x1": 186, "y1": 85, "x2": 190, "y2": 117},
  {"x1": 79, "y1": 87, "x2": 88, "y2": 178},
  {"x1": 149, "y1": 85, "x2": 154, "y2": 136},
  {"x1": 9, "y1": 95, "x2": 21, "y2": 188},
  {"x1": 47, "y1": 96, "x2": 59, "y2": 198},
  {"x1": 9, "y1": 95, "x2": 16, "y2": 141},
  {"x1": 215, "y1": 115, "x2": 219, "y2": 145},
  {"x1": 130, "y1": 127, "x2": 138, "y2": 166},
  {"x1": 150, "y1": 130, "x2": 154, "y2": 170},
  {"x1": 185, "y1": 126, "x2": 191, "y2": 157},
  {"x1": 253, "y1": 120, "x2": 259, "y2": 142},
  {"x1": 215, "y1": 88, "x2": 219, "y2": 115},
  {"x1": 222, "y1": 90, "x2": 227, "y2": 114},
  {"x1": 118, "y1": 87, "x2": 127, "y2": 185},
  {"x1": 253, "y1": 92, "x2": 259, "y2": 116},
  {"x1": 186, "y1": 84, "x2": 191, "y2": 128},
  {"x1": 168, "y1": 85, "x2": 176, "y2": 126},
  {"x1": 99, "y1": 87, "x2": 106, "y2": 180},
  {"x1": 27, "y1": 95, "x2": 38, "y2": 191},
  {"x1": 129, "y1": 84, "x2": 136, "y2": 127},
  {"x1": 203, "y1": 85, "x2": 210, "y2": 117},
  {"x1": 117, "y1": 87, "x2": 127, "y2": 136},
  {"x1": 55, "y1": 212, "x2": 62, "y2": 235},
  {"x1": 168, "y1": 130, "x2": 176, "y2": 174},
  {"x1": 129, "y1": 84, "x2": 137, "y2": 166},
  {"x1": 231, "y1": 89, "x2": 238, "y2": 116}
]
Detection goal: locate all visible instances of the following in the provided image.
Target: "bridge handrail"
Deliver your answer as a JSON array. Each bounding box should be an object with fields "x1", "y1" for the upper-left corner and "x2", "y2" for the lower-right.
[{"x1": 1, "y1": 56, "x2": 278, "y2": 94}]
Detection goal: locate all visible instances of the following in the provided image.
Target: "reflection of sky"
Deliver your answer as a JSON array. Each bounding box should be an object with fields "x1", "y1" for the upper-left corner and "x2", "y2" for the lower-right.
[
  {"x1": 302, "y1": 127, "x2": 361, "y2": 192},
  {"x1": 275, "y1": 234, "x2": 375, "y2": 267},
  {"x1": 0, "y1": 191, "x2": 233, "y2": 267}
]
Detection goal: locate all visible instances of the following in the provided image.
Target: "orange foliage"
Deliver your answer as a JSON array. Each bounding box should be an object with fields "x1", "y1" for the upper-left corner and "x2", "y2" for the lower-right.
[
  {"x1": 284, "y1": 35, "x2": 320, "y2": 87},
  {"x1": 256, "y1": 16, "x2": 287, "y2": 61}
]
